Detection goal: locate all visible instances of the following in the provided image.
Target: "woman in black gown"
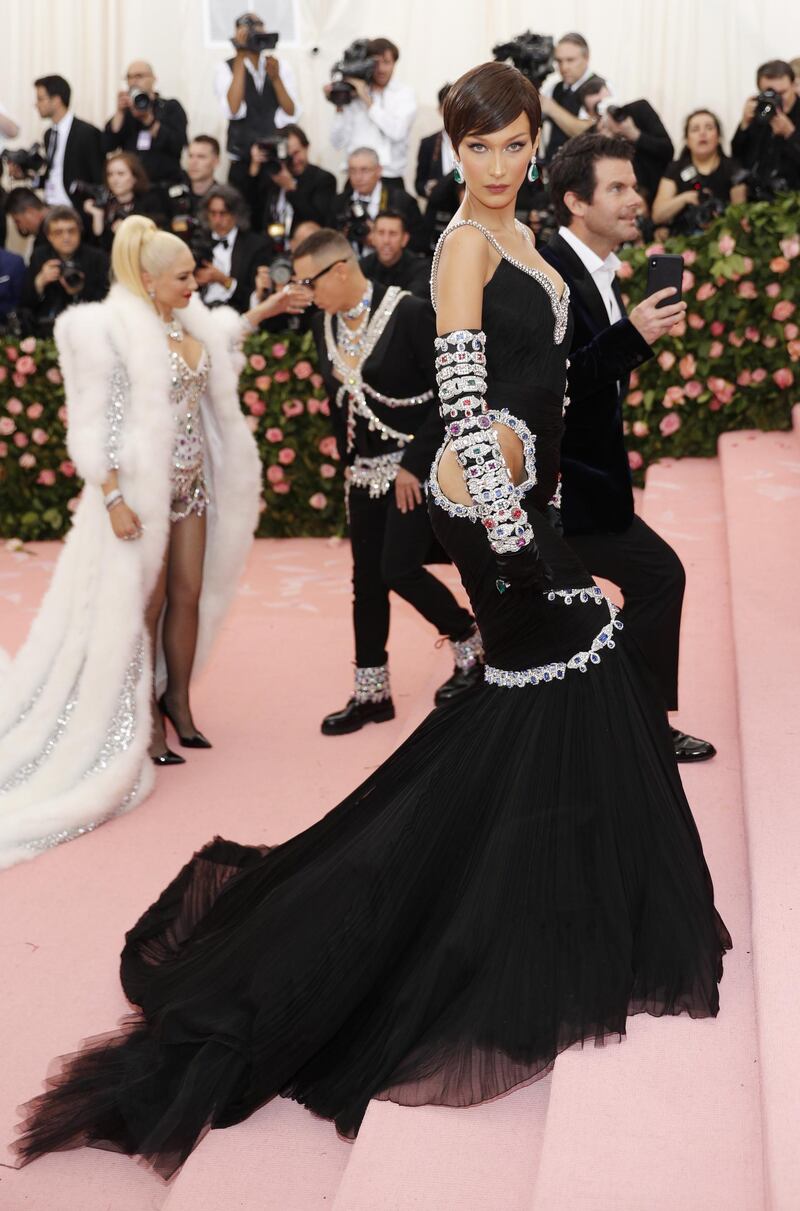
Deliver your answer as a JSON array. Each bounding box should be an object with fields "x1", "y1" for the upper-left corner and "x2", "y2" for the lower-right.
[{"x1": 15, "y1": 63, "x2": 730, "y2": 1180}]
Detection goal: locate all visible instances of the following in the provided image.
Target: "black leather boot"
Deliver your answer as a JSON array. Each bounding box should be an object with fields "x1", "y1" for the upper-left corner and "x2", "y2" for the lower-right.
[
  {"x1": 435, "y1": 629, "x2": 485, "y2": 706},
  {"x1": 321, "y1": 665, "x2": 395, "y2": 736}
]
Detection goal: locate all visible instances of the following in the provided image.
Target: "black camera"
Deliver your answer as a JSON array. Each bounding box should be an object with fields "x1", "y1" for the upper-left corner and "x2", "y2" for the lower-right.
[
  {"x1": 754, "y1": 89, "x2": 782, "y2": 124},
  {"x1": 3, "y1": 143, "x2": 46, "y2": 176},
  {"x1": 234, "y1": 16, "x2": 278, "y2": 54},
  {"x1": 129, "y1": 89, "x2": 163, "y2": 119},
  {"x1": 255, "y1": 136, "x2": 290, "y2": 175},
  {"x1": 188, "y1": 230, "x2": 216, "y2": 267},
  {"x1": 166, "y1": 182, "x2": 194, "y2": 233},
  {"x1": 60, "y1": 259, "x2": 86, "y2": 291},
  {"x1": 342, "y1": 198, "x2": 371, "y2": 248},
  {"x1": 328, "y1": 39, "x2": 376, "y2": 107},
  {"x1": 596, "y1": 98, "x2": 628, "y2": 122},
  {"x1": 269, "y1": 254, "x2": 293, "y2": 287},
  {"x1": 69, "y1": 180, "x2": 111, "y2": 209},
  {"x1": 492, "y1": 31, "x2": 554, "y2": 89}
]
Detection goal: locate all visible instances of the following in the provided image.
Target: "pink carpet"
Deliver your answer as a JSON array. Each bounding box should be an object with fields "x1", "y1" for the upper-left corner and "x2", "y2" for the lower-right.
[{"x1": 0, "y1": 438, "x2": 795, "y2": 1208}]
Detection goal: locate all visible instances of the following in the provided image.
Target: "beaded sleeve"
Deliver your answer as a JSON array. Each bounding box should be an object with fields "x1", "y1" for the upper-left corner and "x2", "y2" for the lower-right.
[
  {"x1": 105, "y1": 364, "x2": 127, "y2": 472},
  {"x1": 435, "y1": 329, "x2": 534, "y2": 556}
]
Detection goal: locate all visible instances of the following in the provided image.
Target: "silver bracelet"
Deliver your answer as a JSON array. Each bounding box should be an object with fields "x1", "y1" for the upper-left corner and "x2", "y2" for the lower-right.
[{"x1": 104, "y1": 489, "x2": 123, "y2": 511}]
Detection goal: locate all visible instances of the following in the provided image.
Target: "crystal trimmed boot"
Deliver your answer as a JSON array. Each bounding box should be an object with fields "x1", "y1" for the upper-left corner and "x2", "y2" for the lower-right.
[
  {"x1": 434, "y1": 628, "x2": 485, "y2": 706},
  {"x1": 321, "y1": 665, "x2": 396, "y2": 736}
]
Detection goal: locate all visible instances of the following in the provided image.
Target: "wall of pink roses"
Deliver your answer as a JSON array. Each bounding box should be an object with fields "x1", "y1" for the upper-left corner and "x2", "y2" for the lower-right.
[{"x1": 0, "y1": 194, "x2": 797, "y2": 541}]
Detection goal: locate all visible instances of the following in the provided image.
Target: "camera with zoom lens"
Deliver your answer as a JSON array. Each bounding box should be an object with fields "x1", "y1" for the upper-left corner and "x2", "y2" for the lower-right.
[
  {"x1": 234, "y1": 15, "x2": 278, "y2": 54},
  {"x1": 327, "y1": 39, "x2": 376, "y2": 107},
  {"x1": 269, "y1": 254, "x2": 293, "y2": 287},
  {"x1": 595, "y1": 98, "x2": 628, "y2": 122},
  {"x1": 673, "y1": 167, "x2": 726, "y2": 234},
  {"x1": 754, "y1": 89, "x2": 783, "y2": 124},
  {"x1": 3, "y1": 143, "x2": 46, "y2": 176},
  {"x1": 188, "y1": 230, "x2": 216, "y2": 267},
  {"x1": 129, "y1": 89, "x2": 164, "y2": 118},
  {"x1": 167, "y1": 182, "x2": 194, "y2": 233},
  {"x1": 60, "y1": 258, "x2": 85, "y2": 291},
  {"x1": 492, "y1": 31, "x2": 555, "y2": 88},
  {"x1": 341, "y1": 198, "x2": 371, "y2": 248},
  {"x1": 69, "y1": 180, "x2": 111, "y2": 209},
  {"x1": 255, "y1": 136, "x2": 290, "y2": 175}
]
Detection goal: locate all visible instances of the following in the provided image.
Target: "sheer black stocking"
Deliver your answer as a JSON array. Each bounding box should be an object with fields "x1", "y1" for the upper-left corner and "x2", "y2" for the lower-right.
[{"x1": 161, "y1": 511, "x2": 207, "y2": 737}]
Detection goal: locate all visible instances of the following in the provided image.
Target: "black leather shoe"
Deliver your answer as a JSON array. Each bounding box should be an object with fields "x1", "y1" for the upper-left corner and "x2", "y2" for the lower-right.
[
  {"x1": 151, "y1": 748, "x2": 186, "y2": 766},
  {"x1": 434, "y1": 662, "x2": 485, "y2": 706},
  {"x1": 321, "y1": 697, "x2": 395, "y2": 736},
  {"x1": 158, "y1": 695, "x2": 212, "y2": 749},
  {"x1": 671, "y1": 728, "x2": 717, "y2": 763}
]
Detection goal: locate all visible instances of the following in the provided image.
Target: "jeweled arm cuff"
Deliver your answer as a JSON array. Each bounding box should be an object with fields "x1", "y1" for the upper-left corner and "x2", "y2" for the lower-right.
[{"x1": 435, "y1": 329, "x2": 533, "y2": 556}]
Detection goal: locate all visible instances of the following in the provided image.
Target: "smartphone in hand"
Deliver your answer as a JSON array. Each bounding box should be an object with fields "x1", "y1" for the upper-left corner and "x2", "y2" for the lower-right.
[{"x1": 645, "y1": 254, "x2": 684, "y2": 309}]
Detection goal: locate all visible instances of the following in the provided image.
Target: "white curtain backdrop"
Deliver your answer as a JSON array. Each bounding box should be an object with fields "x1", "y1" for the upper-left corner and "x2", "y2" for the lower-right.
[{"x1": 4, "y1": 0, "x2": 800, "y2": 191}]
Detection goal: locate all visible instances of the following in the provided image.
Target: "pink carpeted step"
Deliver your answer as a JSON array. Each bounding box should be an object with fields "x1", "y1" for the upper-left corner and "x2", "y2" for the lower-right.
[
  {"x1": 527, "y1": 458, "x2": 763, "y2": 1211},
  {"x1": 720, "y1": 430, "x2": 800, "y2": 1211},
  {"x1": 792, "y1": 404, "x2": 800, "y2": 454}
]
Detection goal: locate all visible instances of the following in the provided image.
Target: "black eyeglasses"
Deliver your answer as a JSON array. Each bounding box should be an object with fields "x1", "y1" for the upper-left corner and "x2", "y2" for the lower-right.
[{"x1": 293, "y1": 258, "x2": 349, "y2": 289}]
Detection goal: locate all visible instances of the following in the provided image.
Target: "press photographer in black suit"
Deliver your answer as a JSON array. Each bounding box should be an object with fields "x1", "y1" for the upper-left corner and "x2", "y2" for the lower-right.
[
  {"x1": 578, "y1": 76, "x2": 674, "y2": 207},
  {"x1": 540, "y1": 34, "x2": 595, "y2": 163},
  {"x1": 359, "y1": 210, "x2": 431, "y2": 299},
  {"x1": 331, "y1": 147, "x2": 425, "y2": 256},
  {"x1": 103, "y1": 61, "x2": 188, "y2": 186},
  {"x1": 540, "y1": 132, "x2": 715, "y2": 762},
  {"x1": 415, "y1": 84, "x2": 454, "y2": 199},
  {"x1": 20, "y1": 205, "x2": 108, "y2": 336},
  {"x1": 8, "y1": 77, "x2": 103, "y2": 206},
  {"x1": 195, "y1": 184, "x2": 273, "y2": 315},
  {"x1": 245, "y1": 124, "x2": 336, "y2": 234},
  {"x1": 731, "y1": 58, "x2": 800, "y2": 194}
]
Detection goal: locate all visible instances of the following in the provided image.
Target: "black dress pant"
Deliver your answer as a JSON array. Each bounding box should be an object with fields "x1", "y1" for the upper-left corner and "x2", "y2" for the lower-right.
[
  {"x1": 564, "y1": 515, "x2": 686, "y2": 711},
  {"x1": 348, "y1": 485, "x2": 475, "y2": 668}
]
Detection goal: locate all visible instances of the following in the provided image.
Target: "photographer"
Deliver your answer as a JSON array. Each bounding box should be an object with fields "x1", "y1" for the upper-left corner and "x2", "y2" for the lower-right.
[
  {"x1": 359, "y1": 210, "x2": 431, "y2": 299},
  {"x1": 103, "y1": 61, "x2": 188, "y2": 186},
  {"x1": 732, "y1": 59, "x2": 800, "y2": 194},
  {"x1": 195, "y1": 184, "x2": 273, "y2": 314},
  {"x1": 331, "y1": 147, "x2": 424, "y2": 257},
  {"x1": 214, "y1": 11, "x2": 301, "y2": 198},
  {"x1": 82, "y1": 152, "x2": 167, "y2": 251},
  {"x1": 652, "y1": 110, "x2": 746, "y2": 233},
  {"x1": 326, "y1": 37, "x2": 416, "y2": 188},
  {"x1": 415, "y1": 84, "x2": 454, "y2": 199},
  {"x1": 245, "y1": 123, "x2": 336, "y2": 235},
  {"x1": 579, "y1": 76, "x2": 673, "y2": 207},
  {"x1": 540, "y1": 34, "x2": 595, "y2": 163},
  {"x1": 12, "y1": 77, "x2": 103, "y2": 205},
  {"x1": 6, "y1": 188, "x2": 48, "y2": 251},
  {"x1": 20, "y1": 205, "x2": 108, "y2": 336},
  {"x1": 0, "y1": 247, "x2": 24, "y2": 331}
]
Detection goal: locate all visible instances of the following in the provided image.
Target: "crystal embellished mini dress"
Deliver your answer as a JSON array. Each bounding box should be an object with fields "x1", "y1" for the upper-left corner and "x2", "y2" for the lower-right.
[
  {"x1": 17, "y1": 226, "x2": 731, "y2": 1179},
  {"x1": 168, "y1": 347, "x2": 210, "y2": 522}
]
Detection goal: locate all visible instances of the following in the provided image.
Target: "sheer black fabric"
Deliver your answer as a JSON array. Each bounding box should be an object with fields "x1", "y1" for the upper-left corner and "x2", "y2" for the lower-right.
[{"x1": 16, "y1": 249, "x2": 730, "y2": 1181}]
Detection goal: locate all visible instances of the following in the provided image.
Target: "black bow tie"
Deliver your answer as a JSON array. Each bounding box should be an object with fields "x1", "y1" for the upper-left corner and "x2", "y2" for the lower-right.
[{"x1": 212, "y1": 237, "x2": 229, "y2": 249}]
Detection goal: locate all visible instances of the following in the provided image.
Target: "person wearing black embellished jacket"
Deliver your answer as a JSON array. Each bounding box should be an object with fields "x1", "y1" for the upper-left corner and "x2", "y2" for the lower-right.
[
  {"x1": 296, "y1": 228, "x2": 483, "y2": 734},
  {"x1": 14, "y1": 67, "x2": 729, "y2": 1180}
]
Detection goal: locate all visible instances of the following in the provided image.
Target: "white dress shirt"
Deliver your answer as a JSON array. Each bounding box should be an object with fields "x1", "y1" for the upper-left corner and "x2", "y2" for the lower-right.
[
  {"x1": 214, "y1": 54, "x2": 301, "y2": 156},
  {"x1": 203, "y1": 225, "x2": 239, "y2": 305},
  {"x1": 43, "y1": 109, "x2": 74, "y2": 206},
  {"x1": 558, "y1": 225, "x2": 622, "y2": 323},
  {"x1": 440, "y1": 131, "x2": 455, "y2": 176},
  {"x1": 330, "y1": 77, "x2": 417, "y2": 178}
]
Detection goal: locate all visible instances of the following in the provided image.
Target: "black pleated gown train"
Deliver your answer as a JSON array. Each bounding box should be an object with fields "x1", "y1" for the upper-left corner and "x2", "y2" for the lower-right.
[{"x1": 16, "y1": 242, "x2": 730, "y2": 1181}]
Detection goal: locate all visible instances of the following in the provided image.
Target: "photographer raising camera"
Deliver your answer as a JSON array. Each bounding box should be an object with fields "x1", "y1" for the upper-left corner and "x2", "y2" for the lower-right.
[
  {"x1": 214, "y1": 11, "x2": 301, "y2": 200},
  {"x1": 82, "y1": 152, "x2": 168, "y2": 250},
  {"x1": 652, "y1": 110, "x2": 747, "y2": 234},
  {"x1": 326, "y1": 37, "x2": 416, "y2": 188},
  {"x1": 104, "y1": 61, "x2": 188, "y2": 186},
  {"x1": 19, "y1": 205, "x2": 109, "y2": 336},
  {"x1": 732, "y1": 58, "x2": 800, "y2": 196}
]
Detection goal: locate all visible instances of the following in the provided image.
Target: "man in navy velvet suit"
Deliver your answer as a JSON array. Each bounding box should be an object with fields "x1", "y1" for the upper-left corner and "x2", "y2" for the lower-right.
[{"x1": 540, "y1": 132, "x2": 715, "y2": 762}]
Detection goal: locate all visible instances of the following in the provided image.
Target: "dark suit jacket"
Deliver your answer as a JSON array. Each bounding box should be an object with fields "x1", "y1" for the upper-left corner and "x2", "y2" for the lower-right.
[
  {"x1": 615, "y1": 99, "x2": 674, "y2": 203},
  {"x1": 102, "y1": 97, "x2": 188, "y2": 185},
  {"x1": 539, "y1": 233, "x2": 653, "y2": 535},
  {"x1": 247, "y1": 162, "x2": 337, "y2": 234},
  {"x1": 415, "y1": 130, "x2": 447, "y2": 198},
  {"x1": 20, "y1": 241, "x2": 109, "y2": 334},
  {"x1": 331, "y1": 182, "x2": 426, "y2": 254},
  {"x1": 0, "y1": 249, "x2": 25, "y2": 319},
  {"x1": 227, "y1": 229, "x2": 274, "y2": 314},
  {"x1": 359, "y1": 249, "x2": 431, "y2": 300},
  {"x1": 731, "y1": 95, "x2": 800, "y2": 191},
  {"x1": 312, "y1": 281, "x2": 442, "y2": 480},
  {"x1": 43, "y1": 117, "x2": 104, "y2": 191}
]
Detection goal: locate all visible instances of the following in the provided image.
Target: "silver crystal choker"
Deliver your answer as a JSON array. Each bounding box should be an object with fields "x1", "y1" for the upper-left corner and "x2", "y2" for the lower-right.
[{"x1": 341, "y1": 281, "x2": 373, "y2": 320}]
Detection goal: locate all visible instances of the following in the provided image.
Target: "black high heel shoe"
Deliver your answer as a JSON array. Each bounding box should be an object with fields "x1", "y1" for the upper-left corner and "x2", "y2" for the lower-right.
[
  {"x1": 158, "y1": 695, "x2": 213, "y2": 749},
  {"x1": 151, "y1": 748, "x2": 186, "y2": 766}
]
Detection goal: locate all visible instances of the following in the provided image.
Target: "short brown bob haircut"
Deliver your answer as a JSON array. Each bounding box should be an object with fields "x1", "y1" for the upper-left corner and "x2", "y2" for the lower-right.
[{"x1": 443, "y1": 61, "x2": 542, "y2": 153}]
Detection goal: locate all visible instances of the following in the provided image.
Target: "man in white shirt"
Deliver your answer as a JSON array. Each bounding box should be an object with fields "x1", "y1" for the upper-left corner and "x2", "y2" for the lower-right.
[
  {"x1": 194, "y1": 184, "x2": 273, "y2": 314},
  {"x1": 8, "y1": 76, "x2": 103, "y2": 209},
  {"x1": 213, "y1": 11, "x2": 301, "y2": 198},
  {"x1": 540, "y1": 34, "x2": 596, "y2": 162},
  {"x1": 325, "y1": 37, "x2": 416, "y2": 188},
  {"x1": 330, "y1": 148, "x2": 424, "y2": 256},
  {"x1": 539, "y1": 131, "x2": 715, "y2": 764}
]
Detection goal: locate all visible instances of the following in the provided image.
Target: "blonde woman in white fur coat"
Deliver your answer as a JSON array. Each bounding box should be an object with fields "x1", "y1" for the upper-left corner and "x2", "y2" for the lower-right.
[{"x1": 0, "y1": 216, "x2": 309, "y2": 869}]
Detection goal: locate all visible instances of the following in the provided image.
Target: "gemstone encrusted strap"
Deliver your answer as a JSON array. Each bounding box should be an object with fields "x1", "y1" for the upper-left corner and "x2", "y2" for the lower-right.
[
  {"x1": 435, "y1": 329, "x2": 534, "y2": 556},
  {"x1": 450, "y1": 629, "x2": 484, "y2": 671},
  {"x1": 485, "y1": 602, "x2": 624, "y2": 688},
  {"x1": 354, "y1": 664, "x2": 391, "y2": 704}
]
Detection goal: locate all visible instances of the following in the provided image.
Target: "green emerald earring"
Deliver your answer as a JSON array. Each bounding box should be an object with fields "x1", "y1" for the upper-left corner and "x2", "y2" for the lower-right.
[
  {"x1": 453, "y1": 163, "x2": 464, "y2": 184},
  {"x1": 528, "y1": 157, "x2": 539, "y2": 183}
]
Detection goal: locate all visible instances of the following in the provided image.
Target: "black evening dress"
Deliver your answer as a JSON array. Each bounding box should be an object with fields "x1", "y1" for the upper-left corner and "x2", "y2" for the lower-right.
[{"x1": 16, "y1": 225, "x2": 731, "y2": 1180}]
